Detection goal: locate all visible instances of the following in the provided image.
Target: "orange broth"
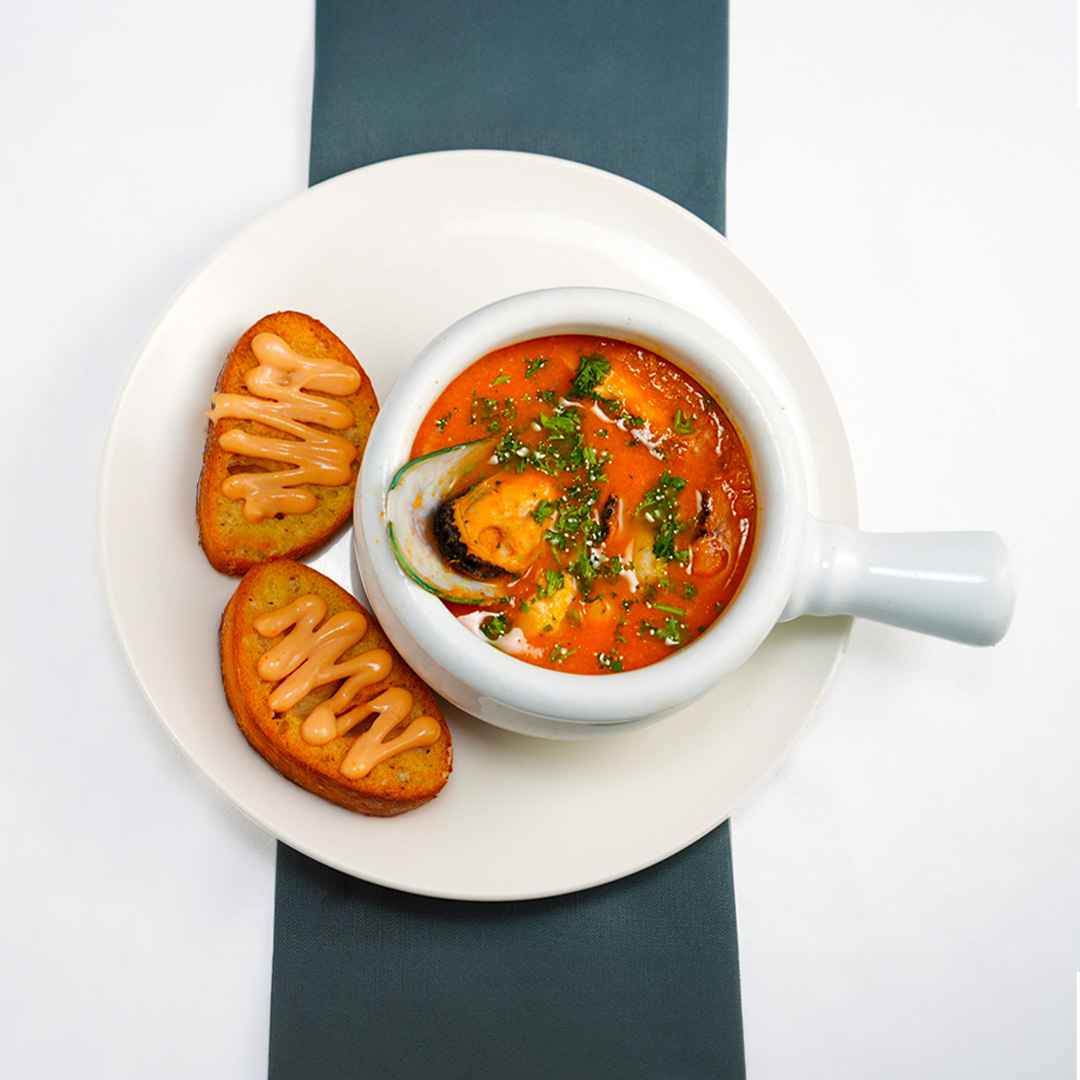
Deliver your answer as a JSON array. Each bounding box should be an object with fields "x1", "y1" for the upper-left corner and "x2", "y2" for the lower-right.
[{"x1": 410, "y1": 335, "x2": 756, "y2": 674}]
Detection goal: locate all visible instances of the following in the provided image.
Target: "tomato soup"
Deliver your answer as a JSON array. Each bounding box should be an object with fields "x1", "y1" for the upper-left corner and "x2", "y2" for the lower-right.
[{"x1": 410, "y1": 335, "x2": 756, "y2": 674}]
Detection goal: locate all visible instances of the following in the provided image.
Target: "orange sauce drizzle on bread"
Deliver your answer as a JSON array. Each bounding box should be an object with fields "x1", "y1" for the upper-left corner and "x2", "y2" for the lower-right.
[{"x1": 198, "y1": 312, "x2": 378, "y2": 575}]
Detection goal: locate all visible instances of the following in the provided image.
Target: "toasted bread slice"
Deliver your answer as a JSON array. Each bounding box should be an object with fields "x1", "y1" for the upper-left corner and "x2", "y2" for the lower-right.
[
  {"x1": 221, "y1": 559, "x2": 452, "y2": 816},
  {"x1": 199, "y1": 312, "x2": 378, "y2": 575}
]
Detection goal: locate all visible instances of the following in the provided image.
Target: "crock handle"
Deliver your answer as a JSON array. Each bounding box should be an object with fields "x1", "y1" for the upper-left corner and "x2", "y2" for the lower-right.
[{"x1": 780, "y1": 521, "x2": 1015, "y2": 645}]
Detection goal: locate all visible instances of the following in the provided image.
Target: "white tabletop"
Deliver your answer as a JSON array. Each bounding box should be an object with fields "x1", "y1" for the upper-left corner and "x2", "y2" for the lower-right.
[{"x1": 4, "y1": 1, "x2": 1076, "y2": 1076}]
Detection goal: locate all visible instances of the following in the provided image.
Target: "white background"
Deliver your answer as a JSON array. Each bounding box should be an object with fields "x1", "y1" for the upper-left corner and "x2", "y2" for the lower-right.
[{"x1": 2, "y1": 1, "x2": 1076, "y2": 1076}]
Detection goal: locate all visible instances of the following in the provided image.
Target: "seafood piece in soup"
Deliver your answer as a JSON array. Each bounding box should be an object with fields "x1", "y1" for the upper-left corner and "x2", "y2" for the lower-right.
[{"x1": 434, "y1": 471, "x2": 558, "y2": 579}]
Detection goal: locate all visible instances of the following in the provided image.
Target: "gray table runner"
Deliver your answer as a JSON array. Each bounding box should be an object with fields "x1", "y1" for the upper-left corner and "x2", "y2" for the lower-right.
[{"x1": 269, "y1": 3, "x2": 744, "y2": 1077}]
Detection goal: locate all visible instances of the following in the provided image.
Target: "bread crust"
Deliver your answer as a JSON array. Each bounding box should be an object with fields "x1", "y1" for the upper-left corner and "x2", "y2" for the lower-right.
[
  {"x1": 198, "y1": 311, "x2": 378, "y2": 575},
  {"x1": 221, "y1": 560, "x2": 452, "y2": 816}
]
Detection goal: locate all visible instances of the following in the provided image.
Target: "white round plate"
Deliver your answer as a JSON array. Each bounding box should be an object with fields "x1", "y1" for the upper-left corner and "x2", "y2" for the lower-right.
[{"x1": 98, "y1": 150, "x2": 856, "y2": 901}]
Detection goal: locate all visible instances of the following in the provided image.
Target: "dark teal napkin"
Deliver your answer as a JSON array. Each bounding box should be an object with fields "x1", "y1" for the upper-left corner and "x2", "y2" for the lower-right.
[
  {"x1": 308, "y1": 0, "x2": 728, "y2": 223},
  {"x1": 270, "y1": 3, "x2": 743, "y2": 1078}
]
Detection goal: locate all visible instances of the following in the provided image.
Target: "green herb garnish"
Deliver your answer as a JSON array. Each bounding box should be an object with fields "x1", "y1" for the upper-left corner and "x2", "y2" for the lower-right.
[
  {"x1": 638, "y1": 472, "x2": 688, "y2": 561},
  {"x1": 480, "y1": 614, "x2": 510, "y2": 641},
  {"x1": 544, "y1": 487, "x2": 602, "y2": 552},
  {"x1": 539, "y1": 409, "x2": 580, "y2": 434},
  {"x1": 470, "y1": 394, "x2": 502, "y2": 433},
  {"x1": 570, "y1": 353, "x2": 611, "y2": 399},
  {"x1": 673, "y1": 408, "x2": 695, "y2": 435},
  {"x1": 531, "y1": 499, "x2": 556, "y2": 525},
  {"x1": 653, "y1": 602, "x2": 686, "y2": 616},
  {"x1": 639, "y1": 617, "x2": 687, "y2": 646},
  {"x1": 536, "y1": 569, "x2": 565, "y2": 599},
  {"x1": 495, "y1": 430, "x2": 530, "y2": 473}
]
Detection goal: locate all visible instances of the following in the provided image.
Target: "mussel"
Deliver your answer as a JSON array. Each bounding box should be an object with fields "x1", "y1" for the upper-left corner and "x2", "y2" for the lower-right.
[
  {"x1": 433, "y1": 471, "x2": 557, "y2": 580},
  {"x1": 385, "y1": 440, "x2": 554, "y2": 603}
]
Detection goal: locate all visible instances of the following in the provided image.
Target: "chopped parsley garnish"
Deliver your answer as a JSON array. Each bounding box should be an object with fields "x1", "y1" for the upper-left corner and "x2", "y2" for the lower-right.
[
  {"x1": 659, "y1": 536, "x2": 690, "y2": 564},
  {"x1": 569, "y1": 547, "x2": 624, "y2": 592},
  {"x1": 673, "y1": 408, "x2": 695, "y2": 435},
  {"x1": 531, "y1": 499, "x2": 556, "y2": 524},
  {"x1": 544, "y1": 484, "x2": 602, "y2": 553},
  {"x1": 493, "y1": 372, "x2": 510, "y2": 385},
  {"x1": 480, "y1": 614, "x2": 510, "y2": 640},
  {"x1": 435, "y1": 413, "x2": 450, "y2": 431},
  {"x1": 639, "y1": 617, "x2": 687, "y2": 646},
  {"x1": 470, "y1": 394, "x2": 503, "y2": 433},
  {"x1": 597, "y1": 651, "x2": 624, "y2": 672},
  {"x1": 524, "y1": 357, "x2": 549, "y2": 378},
  {"x1": 536, "y1": 569, "x2": 565, "y2": 599},
  {"x1": 568, "y1": 548, "x2": 598, "y2": 590},
  {"x1": 581, "y1": 445, "x2": 610, "y2": 485},
  {"x1": 512, "y1": 406, "x2": 591, "y2": 478},
  {"x1": 549, "y1": 643, "x2": 577, "y2": 664},
  {"x1": 539, "y1": 409, "x2": 580, "y2": 434},
  {"x1": 638, "y1": 472, "x2": 689, "y2": 561},
  {"x1": 495, "y1": 430, "x2": 530, "y2": 473},
  {"x1": 570, "y1": 353, "x2": 611, "y2": 400},
  {"x1": 653, "y1": 602, "x2": 686, "y2": 616}
]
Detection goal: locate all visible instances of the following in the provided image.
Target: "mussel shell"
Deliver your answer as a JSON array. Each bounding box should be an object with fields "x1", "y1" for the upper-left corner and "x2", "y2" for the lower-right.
[
  {"x1": 384, "y1": 439, "x2": 509, "y2": 603},
  {"x1": 432, "y1": 498, "x2": 510, "y2": 580}
]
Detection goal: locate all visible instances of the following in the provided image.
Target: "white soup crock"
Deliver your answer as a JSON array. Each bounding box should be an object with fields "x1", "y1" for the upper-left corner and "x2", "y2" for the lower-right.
[{"x1": 354, "y1": 287, "x2": 1014, "y2": 739}]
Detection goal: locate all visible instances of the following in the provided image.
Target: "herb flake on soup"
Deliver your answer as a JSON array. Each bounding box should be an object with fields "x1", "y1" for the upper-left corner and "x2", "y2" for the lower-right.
[{"x1": 410, "y1": 335, "x2": 756, "y2": 674}]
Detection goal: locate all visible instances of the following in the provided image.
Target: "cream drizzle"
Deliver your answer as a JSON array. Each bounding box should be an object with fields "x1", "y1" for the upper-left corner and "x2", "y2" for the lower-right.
[
  {"x1": 208, "y1": 332, "x2": 362, "y2": 522},
  {"x1": 252, "y1": 595, "x2": 440, "y2": 779}
]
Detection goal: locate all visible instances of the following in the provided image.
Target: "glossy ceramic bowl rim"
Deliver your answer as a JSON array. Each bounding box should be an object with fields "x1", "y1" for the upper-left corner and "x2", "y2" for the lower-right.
[{"x1": 355, "y1": 287, "x2": 809, "y2": 727}]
